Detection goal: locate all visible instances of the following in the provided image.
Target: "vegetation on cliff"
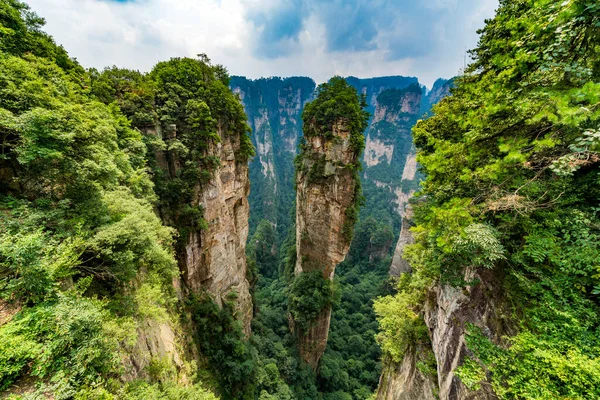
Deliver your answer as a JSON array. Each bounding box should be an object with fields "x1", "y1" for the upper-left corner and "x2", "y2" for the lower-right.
[
  {"x1": 292, "y1": 76, "x2": 368, "y2": 335},
  {"x1": 0, "y1": 1, "x2": 219, "y2": 398},
  {"x1": 302, "y1": 76, "x2": 369, "y2": 155},
  {"x1": 375, "y1": 0, "x2": 600, "y2": 398}
]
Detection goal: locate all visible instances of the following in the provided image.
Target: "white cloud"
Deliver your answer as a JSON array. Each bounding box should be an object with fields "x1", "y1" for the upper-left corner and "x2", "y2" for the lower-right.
[{"x1": 26, "y1": 0, "x2": 498, "y2": 87}]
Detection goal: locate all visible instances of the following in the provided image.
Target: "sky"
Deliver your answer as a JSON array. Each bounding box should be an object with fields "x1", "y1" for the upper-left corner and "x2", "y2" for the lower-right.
[{"x1": 26, "y1": 0, "x2": 498, "y2": 88}]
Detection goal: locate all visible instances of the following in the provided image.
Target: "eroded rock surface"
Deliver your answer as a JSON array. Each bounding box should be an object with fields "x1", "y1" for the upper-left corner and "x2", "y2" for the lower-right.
[
  {"x1": 424, "y1": 268, "x2": 509, "y2": 400},
  {"x1": 377, "y1": 348, "x2": 438, "y2": 400},
  {"x1": 146, "y1": 124, "x2": 253, "y2": 335},
  {"x1": 294, "y1": 120, "x2": 361, "y2": 368}
]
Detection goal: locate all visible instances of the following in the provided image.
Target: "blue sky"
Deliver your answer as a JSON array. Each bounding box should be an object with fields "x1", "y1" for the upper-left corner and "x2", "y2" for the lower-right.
[{"x1": 26, "y1": 0, "x2": 498, "y2": 87}]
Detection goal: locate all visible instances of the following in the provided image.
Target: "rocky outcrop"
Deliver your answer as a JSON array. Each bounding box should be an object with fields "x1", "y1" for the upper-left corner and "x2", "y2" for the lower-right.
[
  {"x1": 389, "y1": 205, "x2": 415, "y2": 276},
  {"x1": 294, "y1": 119, "x2": 362, "y2": 369},
  {"x1": 423, "y1": 268, "x2": 509, "y2": 400},
  {"x1": 230, "y1": 76, "x2": 316, "y2": 237},
  {"x1": 145, "y1": 123, "x2": 253, "y2": 335},
  {"x1": 124, "y1": 318, "x2": 192, "y2": 383},
  {"x1": 377, "y1": 348, "x2": 438, "y2": 400},
  {"x1": 181, "y1": 129, "x2": 253, "y2": 334},
  {"x1": 381, "y1": 207, "x2": 511, "y2": 400},
  {"x1": 346, "y1": 76, "x2": 419, "y2": 115}
]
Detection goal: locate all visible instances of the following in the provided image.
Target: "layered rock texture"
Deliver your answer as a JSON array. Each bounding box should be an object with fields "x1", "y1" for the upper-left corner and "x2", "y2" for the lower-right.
[
  {"x1": 378, "y1": 214, "x2": 510, "y2": 400},
  {"x1": 229, "y1": 76, "x2": 316, "y2": 238},
  {"x1": 293, "y1": 118, "x2": 362, "y2": 368},
  {"x1": 423, "y1": 268, "x2": 509, "y2": 400},
  {"x1": 145, "y1": 123, "x2": 253, "y2": 335},
  {"x1": 377, "y1": 348, "x2": 438, "y2": 400},
  {"x1": 389, "y1": 205, "x2": 415, "y2": 277}
]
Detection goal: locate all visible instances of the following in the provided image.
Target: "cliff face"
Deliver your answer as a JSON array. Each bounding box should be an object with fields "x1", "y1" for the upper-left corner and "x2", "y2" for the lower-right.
[
  {"x1": 146, "y1": 124, "x2": 253, "y2": 335},
  {"x1": 377, "y1": 348, "x2": 438, "y2": 400},
  {"x1": 422, "y1": 78, "x2": 454, "y2": 113},
  {"x1": 361, "y1": 84, "x2": 424, "y2": 218},
  {"x1": 423, "y1": 268, "x2": 509, "y2": 400},
  {"x1": 229, "y1": 76, "x2": 316, "y2": 238},
  {"x1": 294, "y1": 120, "x2": 361, "y2": 368},
  {"x1": 379, "y1": 78, "x2": 504, "y2": 398},
  {"x1": 379, "y1": 215, "x2": 510, "y2": 400},
  {"x1": 295, "y1": 121, "x2": 359, "y2": 279},
  {"x1": 389, "y1": 205, "x2": 415, "y2": 276},
  {"x1": 181, "y1": 129, "x2": 253, "y2": 334}
]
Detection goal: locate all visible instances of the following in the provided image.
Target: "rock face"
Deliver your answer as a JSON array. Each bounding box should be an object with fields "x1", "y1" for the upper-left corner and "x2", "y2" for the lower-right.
[
  {"x1": 423, "y1": 268, "x2": 509, "y2": 400},
  {"x1": 182, "y1": 130, "x2": 253, "y2": 334},
  {"x1": 377, "y1": 348, "x2": 438, "y2": 400},
  {"x1": 294, "y1": 120, "x2": 361, "y2": 368},
  {"x1": 125, "y1": 317, "x2": 192, "y2": 382},
  {"x1": 147, "y1": 124, "x2": 253, "y2": 335},
  {"x1": 379, "y1": 207, "x2": 510, "y2": 400},
  {"x1": 389, "y1": 205, "x2": 415, "y2": 276},
  {"x1": 229, "y1": 76, "x2": 316, "y2": 238}
]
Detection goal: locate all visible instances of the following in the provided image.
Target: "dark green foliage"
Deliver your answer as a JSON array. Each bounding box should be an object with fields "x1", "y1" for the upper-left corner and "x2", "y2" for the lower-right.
[
  {"x1": 249, "y1": 228, "x2": 321, "y2": 399},
  {"x1": 341, "y1": 180, "x2": 364, "y2": 243},
  {"x1": 376, "y1": 83, "x2": 422, "y2": 112},
  {"x1": 377, "y1": 1, "x2": 600, "y2": 398},
  {"x1": 247, "y1": 220, "x2": 279, "y2": 279},
  {"x1": 90, "y1": 67, "x2": 156, "y2": 127},
  {"x1": 188, "y1": 294, "x2": 256, "y2": 400},
  {"x1": 288, "y1": 271, "x2": 337, "y2": 331},
  {"x1": 302, "y1": 76, "x2": 369, "y2": 155}
]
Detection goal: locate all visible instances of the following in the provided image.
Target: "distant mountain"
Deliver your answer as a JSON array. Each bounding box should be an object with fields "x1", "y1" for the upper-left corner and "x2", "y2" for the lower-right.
[{"x1": 230, "y1": 75, "x2": 452, "y2": 243}]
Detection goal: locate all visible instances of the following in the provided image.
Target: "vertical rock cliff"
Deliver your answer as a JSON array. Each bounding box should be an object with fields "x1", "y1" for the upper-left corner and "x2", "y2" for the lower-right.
[
  {"x1": 378, "y1": 213, "x2": 511, "y2": 400},
  {"x1": 377, "y1": 347, "x2": 438, "y2": 400},
  {"x1": 135, "y1": 59, "x2": 256, "y2": 336},
  {"x1": 292, "y1": 77, "x2": 368, "y2": 369},
  {"x1": 360, "y1": 83, "x2": 424, "y2": 218},
  {"x1": 145, "y1": 121, "x2": 253, "y2": 335},
  {"x1": 229, "y1": 76, "x2": 316, "y2": 239},
  {"x1": 180, "y1": 130, "x2": 253, "y2": 334},
  {"x1": 294, "y1": 121, "x2": 361, "y2": 369}
]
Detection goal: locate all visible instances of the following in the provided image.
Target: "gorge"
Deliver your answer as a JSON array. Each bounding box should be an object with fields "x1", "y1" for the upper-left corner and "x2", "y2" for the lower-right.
[{"x1": 1, "y1": 1, "x2": 599, "y2": 400}]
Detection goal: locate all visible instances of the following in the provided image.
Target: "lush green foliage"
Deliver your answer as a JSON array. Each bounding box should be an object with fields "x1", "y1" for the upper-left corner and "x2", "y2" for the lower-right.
[
  {"x1": 189, "y1": 294, "x2": 256, "y2": 400},
  {"x1": 0, "y1": 3, "x2": 217, "y2": 397},
  {"x1": 302, "y1": 76, "x2": 369, "y2": 154},
  {"x1": 288, "y1": 271, "x2": 336, "y2": 331},
  {"x1": 376, "y1": 0, "x2": 600, "y2": 398}
]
